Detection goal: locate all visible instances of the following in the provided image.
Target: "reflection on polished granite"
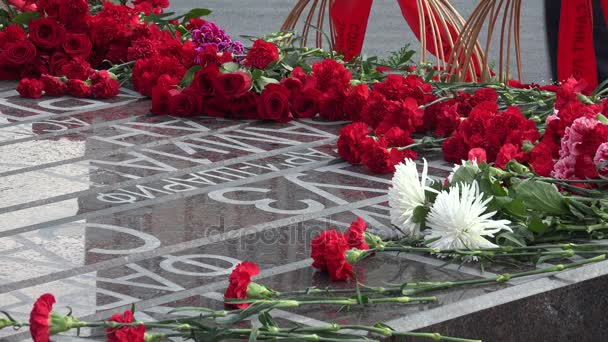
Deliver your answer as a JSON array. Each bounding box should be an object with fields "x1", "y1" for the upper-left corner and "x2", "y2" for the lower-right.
[{"x1": 1, "y1": 80, "x2": 608, "y2": 342}]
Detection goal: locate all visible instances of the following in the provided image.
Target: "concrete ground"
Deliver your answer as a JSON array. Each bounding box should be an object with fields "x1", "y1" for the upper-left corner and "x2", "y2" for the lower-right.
[{"x1": 170, "y1": 0, "x2": 552, "y2": 82}]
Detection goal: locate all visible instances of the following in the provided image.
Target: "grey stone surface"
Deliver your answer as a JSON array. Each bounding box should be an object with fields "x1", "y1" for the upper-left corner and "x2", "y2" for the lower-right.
[{"x1": 1, "y1": 81, "x2": 607, "y2": 342}]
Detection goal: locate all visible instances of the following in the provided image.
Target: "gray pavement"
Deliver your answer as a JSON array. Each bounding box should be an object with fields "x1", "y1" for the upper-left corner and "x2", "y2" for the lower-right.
[{"x1": 170, "y1": 0, "x2": 552, "y2": 82}]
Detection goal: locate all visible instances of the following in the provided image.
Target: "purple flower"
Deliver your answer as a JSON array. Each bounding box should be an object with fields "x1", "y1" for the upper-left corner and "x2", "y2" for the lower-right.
[{"x1": 191, "y1": 21, "x2": 243, "y2": 55}]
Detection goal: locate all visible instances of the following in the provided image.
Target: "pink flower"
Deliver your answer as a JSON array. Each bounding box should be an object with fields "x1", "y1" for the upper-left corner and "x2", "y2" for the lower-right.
[{"x1": 594, "y1": 142, "x2": 608, "y2": 175}]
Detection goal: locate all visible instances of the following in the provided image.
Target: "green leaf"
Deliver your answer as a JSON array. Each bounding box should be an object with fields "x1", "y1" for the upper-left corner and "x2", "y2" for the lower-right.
[
  {"x1": 450, "y1": 163, "x2": 479, "y2": 186},
  {"x1": 179, "y1": 65, "x2": 202, "y2": 88},
  {"x1": 502, "y1": 198, "x2": 527, "y2": 218},
  {"x1": 12, "y1": 11, "x2": 38, "y2": 25},
  {"x1": 513, "y1": 179, "x2": 568, "y2": 215},
  {"x1": 496, "y1": 231, "x2": 526, "y2": 247},
  {"x1": 527, "y1": 216, "x2": 548, "y2": 234},
  {"x1": 412, "y1": 205, "x2": 429, "y2": 224},
  {"x1": 221, "y1": 62, "x2": 240, "y2": 73},
  {"x1": 183, "y1": 8, "x2": 212, "y2": 22}
]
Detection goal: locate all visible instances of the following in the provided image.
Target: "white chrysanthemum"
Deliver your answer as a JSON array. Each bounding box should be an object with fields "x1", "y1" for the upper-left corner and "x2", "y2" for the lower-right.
[
  {"x1": 389, "y1": 158, "x2": 436, "y2": 236},
  {"x1": 424, "y1": 181, "x2": 512, "y2": 250}
]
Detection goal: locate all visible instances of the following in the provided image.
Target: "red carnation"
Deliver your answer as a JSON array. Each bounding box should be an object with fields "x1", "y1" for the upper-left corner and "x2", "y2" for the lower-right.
[
  {"x1": 346, "y1": 217, "x2": 369, "y2": 250},
  {"x1": 468, "y1": 147, "x2": 487, "y2": 164},
  {"x1": 257, "y1": 83, "x2": 293, "y2": 122},
  {"x1": 40, "y1": 74, "x2": 67, "y2": 96},
  {"x1": 361, "y1": 137, "x2": 415, "y2": 174},
  {"x1": 383, "y1": 126, "x2": 414, "y2": 147},
  {"x1": 28, "y1": 17, "x2": 66, "y2": 49},
  {"x1": 29, "y1": 293, "x2": 55, "y2": 342},
  {"x1": 337, "y1": 122, "x2": 371, "y2": 164},
  {"x1": 214, "y1": 71, "x2": 252, "y2": 99},
  {"x1": 2, "y1": 40, "x2": 37, "y2": 66},
  {"x1": 470, "y1": 88, "x2": 498, "y2": 108},
  {"x1": 495, "y1": 144, "x2": 525, "y2": 169},
  {"x1": 361, "y1": 92, "x2": 401, "y2": 129},
  {"x1": 529, "y1": 141, "x2": 556, "y2": 176},
  {"x1": 60, "y1": 58, "x2": 92, "y2": 80},
  {"x1": 224, "y1": 261, "x2": 260, "y2": 309},
  {"x1": 443, "y1": 133, "x2": 469, "y2": 163},
  {"x1": 17, "y1": 78, "x2": 44, "y2": 99},
  {"x1": 92, "y1": 74, "x2": 120, "y2": 99},
  {"x1": 107, "y1": 310, "x2": 145, "y2": 342},
  {"x1": 62, "y1": 33, "x2": 92, "y2": 58},
  {"x1": 67, "y1": 79, "x2": 91, "y2": 98},
  {"x1": 311, "y1": 230, "x2": 353, "y2": 281},
  {"x1": 312, "y1": 59, "x2": 351, "y2": 93},
  {"x1": 245, "y1": 39, "x2": 280, "y2": 70},
  {"x1": 344, "y1": 84, "x2": 369, "y2": 121}
]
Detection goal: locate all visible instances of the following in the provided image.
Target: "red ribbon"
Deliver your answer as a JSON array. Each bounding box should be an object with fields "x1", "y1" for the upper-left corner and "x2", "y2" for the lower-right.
[
  {"x1": 557, "y1": 0, "x2": 597, "y2": 89},
  {"x1": 330, "y1": 0, "x2": 374, "y2": 61}
]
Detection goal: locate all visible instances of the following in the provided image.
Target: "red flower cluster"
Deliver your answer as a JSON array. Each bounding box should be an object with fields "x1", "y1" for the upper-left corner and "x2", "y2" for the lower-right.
[
  {"x1": 442, "y1": 98, "x2": 539, "y2": 167},
  {"x1": 245, "y1": 39, "x2": 280, "y2": 70},
  {"x1": 107, "y1": 310, "x2": 146, "y2": 342},
  {"x1": 529, "y1": 78, "x2": 602, "y2": 176},
  {"x1": 223, "y1": 261, "x2": 260, "y2": 309},
  {"x1": 337, "y1": 122, "x2": 417, "y2": 173},
  {"x1": 311, "y1": 217, "x2": 369, "y2": 281},
  {"x1": 2, "y1": 1, "x2": 194, "y2": 101}
]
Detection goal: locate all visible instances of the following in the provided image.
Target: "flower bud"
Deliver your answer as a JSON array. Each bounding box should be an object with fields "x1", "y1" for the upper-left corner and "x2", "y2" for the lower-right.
[
  {"x1": 577, "y1": 93, "x2": 595, "y2": 105},
  {"x1": 145, "y1": 332, "x2": 166, "y2": 342},
  {"x1": 0, "y1": 318, "x2": 12, "y2": 329},
  {"x1": 365, "y1": 233, "x2": 384, "y2": 250},
  {"x1": 346, "y1": 248, "x2": 366, "y2": 265},
  {"x1": 505, "y1": 160, "x2": 531, "y2": 175},
  {"x1": 48, "y1": 313, "x2": 82, "y2": 335},
  {"x1": 246, "y1": 282, "x2": 276, "y2": 299}
]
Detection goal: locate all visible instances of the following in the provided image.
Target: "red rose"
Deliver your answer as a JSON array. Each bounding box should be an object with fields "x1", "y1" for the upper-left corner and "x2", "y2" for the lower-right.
[
  {"x1": 20, "y1": 61, "x2": 48, "y2": 79},
  {"x1": 2, "y1": 40, "x2": 37, "y2": 66},
  {"x1": 37, "y1": 0, "x2": 60, "y2": 17},
  {"x1": 17, "y1": 78, "x2": 44, "y2": 98},
  {"x1": 344, "y1": 84, "x2": 369, "y2": 121},
  {"x1": 29, "y1": 293, "x2": 55, "y2": 342},
  {"x1": 257, "y1": 83, "x2": 293, "y2": 122},
  {"x1": 60, "y1": 57, "x2": 92, "y2": 80},
  {"x1": 191, "y1": 65, "x2": 220, "y2": 96},
  {"x1": 92, "y1": 74, "x2": 120, "y2": 99},
  {"x1": 468, "y1": 147, "x2": 487, "y2": 164},
  {"x1": 361, "y1": 137, "x2": 415, "y2": 173},
  {"x1": 40, "y1": 74, "x2": 67, "y2": 96},
  {"x1": 29, "y1": 17, "x2": 66, "y2": 49},
  {"x1": 245, "y1": 39, "x2": 280, "y2": 69},
  {"x1": 168, "y1": 88, "x2": 203, "y2": 116},
  {"x1": 7, "y1": 0, "x2": 36, "y2": 12},
  {"x1": 49, "y1": 52, "x2": 70, "y2": 75},
  {"x1": 224, "y1": 261, "x2": 260, "y2": 309},
  {"x1": 229, "y1": 91, "x2": 259, "y2": 119},
  {"x1": 0, "y1": 25, "x2": 27, "y2": 49},
  {"x1": 67, "y1": 79, "x2": 91, "y2": 97},
  {"x1": 337, "y1": 122, "x2": 371, "y2": 164},
  {"x1": 107, "y1": 310, "x2": 145, "y2": 342},
  {"x1": 346, "y1": 217, "x2": 369, "y2": 250},
  {"x1": 214, "y1": 71, "x2": 252, "y2": 99},
  {"x1": 151, "y1": 85, "x2": 172, "y2": 115},
  {"x1": 62, "y1": 33, "x2": 92, "y2": 58},
  {"x1": 280, "y1": 77, "x2": 303, "y2": 100},
  {"x1": 293, "y1": 87, "x2": 321, "y2": 118}
]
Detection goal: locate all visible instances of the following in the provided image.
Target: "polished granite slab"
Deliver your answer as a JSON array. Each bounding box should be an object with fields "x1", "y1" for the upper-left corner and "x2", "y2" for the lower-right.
[{"x1": 0, "y1": 81, "x2": 607, "y2": 342}]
